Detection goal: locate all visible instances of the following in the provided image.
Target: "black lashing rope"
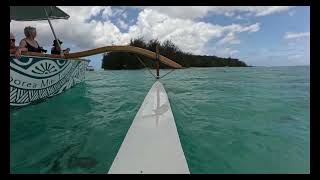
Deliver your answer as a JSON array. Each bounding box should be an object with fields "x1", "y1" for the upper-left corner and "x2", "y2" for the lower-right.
[
  {"x1": 160, "y1": 69, "x2": 175, "y2": 79},
  {"x1": 135, "y1": 54, "x2": 176, "y2": 80},
  {"x1": 135, "y1": 55, "x2": 157, "y2": 79}
]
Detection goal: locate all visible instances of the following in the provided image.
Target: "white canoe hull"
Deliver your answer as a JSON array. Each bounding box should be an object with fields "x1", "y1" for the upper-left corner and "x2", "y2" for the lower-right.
[{"x1": 108, "y1": 81, "x2": 189, "y2": 174}]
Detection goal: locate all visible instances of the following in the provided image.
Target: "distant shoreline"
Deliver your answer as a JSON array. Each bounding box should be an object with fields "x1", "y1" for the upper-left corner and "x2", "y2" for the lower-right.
[
  {"x1": 102, "y1": 38, "x2": 248, "y2": 70},
  {"x1": 97, "y1": 65, "x2": 310, "y2": 70}
]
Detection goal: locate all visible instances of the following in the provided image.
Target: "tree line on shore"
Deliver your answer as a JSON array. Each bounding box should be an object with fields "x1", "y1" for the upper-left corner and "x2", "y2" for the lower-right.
[{"x1": 101, "y1": 38, "x2": 248, "y2": 69}]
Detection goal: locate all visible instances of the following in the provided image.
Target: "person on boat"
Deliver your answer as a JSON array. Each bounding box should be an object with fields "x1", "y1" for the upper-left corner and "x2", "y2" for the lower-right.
[
  {"x1": 51, "y1": 39, "x2": 70, "y2": 55},
  {"x1": 10, "y1": 32, "x2": 27, "y2": 58},
  {"x1": 18, "y1": 26, "x2": 47, "y2": 55},
  {"x1": 10, "y1": 33, "x2": 17, "y2": 53}
]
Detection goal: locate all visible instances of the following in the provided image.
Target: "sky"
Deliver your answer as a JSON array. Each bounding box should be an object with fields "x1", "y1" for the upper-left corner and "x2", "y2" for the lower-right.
[{"x1": 10, "y1": 6, "x2": 310, "y2": 69}]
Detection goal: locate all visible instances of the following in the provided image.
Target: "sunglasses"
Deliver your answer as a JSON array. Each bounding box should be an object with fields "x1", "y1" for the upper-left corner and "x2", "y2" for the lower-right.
[{"x1": 10, "y1": 39, "x2": 15, "y2": 42}]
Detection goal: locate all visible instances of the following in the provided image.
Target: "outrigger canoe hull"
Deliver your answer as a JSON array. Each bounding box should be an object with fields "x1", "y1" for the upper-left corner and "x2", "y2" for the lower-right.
[
  {"x1": 108, "y1": 81, "x2": 190, "y2": 174},
  {"x1": 10, "y1": 55, "x2": 89, "y2": 108}
]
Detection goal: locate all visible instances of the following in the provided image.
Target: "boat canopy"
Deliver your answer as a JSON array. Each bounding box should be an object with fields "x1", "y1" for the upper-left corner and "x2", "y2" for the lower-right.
[{"x1": 10, "y1": 6, "x2": 69, "y2": 21}]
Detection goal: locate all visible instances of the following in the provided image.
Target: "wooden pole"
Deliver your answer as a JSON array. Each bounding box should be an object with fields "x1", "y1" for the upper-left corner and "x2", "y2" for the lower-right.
[{"x1": 156, "y1": 44, "x2": 160, "y2": 79}]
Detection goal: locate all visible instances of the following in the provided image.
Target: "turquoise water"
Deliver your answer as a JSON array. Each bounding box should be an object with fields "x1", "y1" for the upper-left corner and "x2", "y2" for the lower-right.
[{"x1": 10, "y1": 66, "x2": 310, "y2": 174}]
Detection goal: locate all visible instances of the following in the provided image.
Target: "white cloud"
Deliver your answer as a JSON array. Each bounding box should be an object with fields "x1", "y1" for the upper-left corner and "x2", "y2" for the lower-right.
[
  {"x1": 254, "y1": 6, "x2": 292, "y2": 16},
  {"x1": 101, "y1": 6, "x2": 113, "y2": 18},
  {"x1": 135, "y1": 6, "x2": 211, "y2": 20},
  {"x1": 90, "y1": 6, "x2": 105, "y2": 17},
  {"x1": 10, "y1": 6, "x2": 128, "y2": 50},
  {"x1": 122, "y1": 12, "x2": 128, "y2": 19},
  {"x1": 58, "y1": 6, "x2": 106, "y2": 22},
  {"x1": 217, "y1": 32, "x2": 240, "y2": 45},
  {"x1": 117, "y1": 18, "x2": 129, "y2": 30},
  {"x1": 284, "y1": 32, "x2": 310, "y2": 39},
  {"x1": 10, "y1": 6, "x2": 260, "y2": 58},
  {"x1": 135, "y1": 6, "x2": 293, "y2": 20},
  {"x1": 12, "y1": 6, "x2": 309, "y2": 67},
  {"x1": 127, "y1": 9, "x2": 260, "y2": 55},
  {"x1": 222, "y1": 23, "x2": 260, "y2": 33}
]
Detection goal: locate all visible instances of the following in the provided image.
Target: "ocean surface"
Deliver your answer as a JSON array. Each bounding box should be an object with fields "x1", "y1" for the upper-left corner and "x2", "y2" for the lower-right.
[{"x1": 10, "y1": 66, "x2": 310, "y2": 174}]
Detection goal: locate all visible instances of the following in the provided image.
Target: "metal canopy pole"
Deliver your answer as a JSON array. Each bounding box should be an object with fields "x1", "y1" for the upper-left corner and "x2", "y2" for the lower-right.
[{"x1": 44, "y1": 7, "x2": 63, "y2": 55}]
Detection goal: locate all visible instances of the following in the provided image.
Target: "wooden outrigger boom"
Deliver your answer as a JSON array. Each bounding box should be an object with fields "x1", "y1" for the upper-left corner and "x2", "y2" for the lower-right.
[
  {"x1": 65, "y1": 45, "x2": 182, "y2": 69},
  {"x1": 18, "y1": 45, "x2": 182, "y2": 69}
]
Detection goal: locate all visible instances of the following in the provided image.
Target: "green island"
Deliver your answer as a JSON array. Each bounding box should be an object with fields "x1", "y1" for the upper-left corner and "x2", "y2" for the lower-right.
[{"x1": 102, "y1": 38, "x2": 248, "y2": 69}]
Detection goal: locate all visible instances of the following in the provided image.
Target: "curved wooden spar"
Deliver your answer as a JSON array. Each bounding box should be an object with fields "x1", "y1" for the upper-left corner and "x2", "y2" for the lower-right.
[
  {"x1": 16, "y1": 45, "x2": 182, "y2": 69},
  {"x1": 65, "y1": 45, "x2": 183, "y2": 69}
]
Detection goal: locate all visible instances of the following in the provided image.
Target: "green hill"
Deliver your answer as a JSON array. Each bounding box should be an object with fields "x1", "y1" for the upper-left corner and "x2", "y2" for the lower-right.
[{"x1": 102, "y1": 38, "x2": 248, "y2": 69}]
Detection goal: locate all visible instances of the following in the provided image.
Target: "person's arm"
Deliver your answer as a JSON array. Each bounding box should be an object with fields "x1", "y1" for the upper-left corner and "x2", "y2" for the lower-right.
[
  {"x1": 15, "y1": 40, "x2": 28, "y2": 58},
  {"x1": 19, "y1": 39, "x2": 27, "y2": 50},
  {"x1": 18, "y1": 40, "x2": 28, "y2": 53},
  {"x1": 39, "y1": 47, "x2": 47, "y2": 53},
  {"x1": 63, "y1": 48, "x2": 70, "y2": 54}
]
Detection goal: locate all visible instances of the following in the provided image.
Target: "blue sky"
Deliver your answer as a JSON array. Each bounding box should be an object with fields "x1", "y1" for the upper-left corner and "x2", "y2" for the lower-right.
[{"x1": 10, "y1": 6, "x2": 310, "y2": 68}]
